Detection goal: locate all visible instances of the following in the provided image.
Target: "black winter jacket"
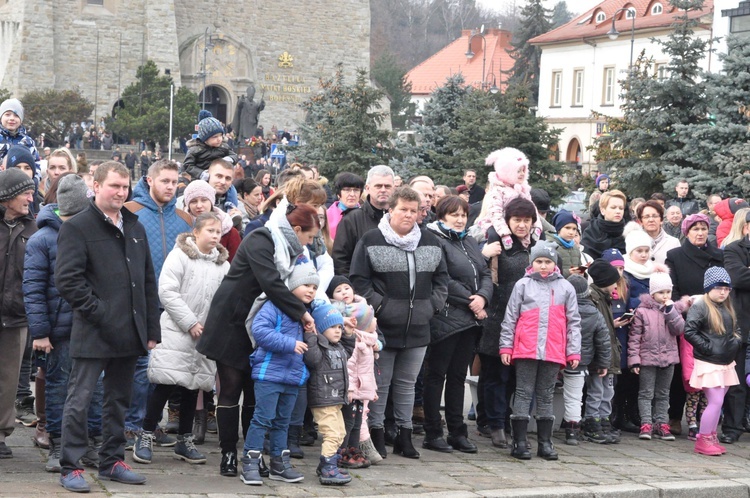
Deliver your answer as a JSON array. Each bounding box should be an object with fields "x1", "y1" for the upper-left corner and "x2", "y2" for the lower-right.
[
  {"x1": 183, "y1": 139, "x2": 239, "y2": 181},
  {"x1": 479, "y1": 236, "x2": 531, "y2": 357},
  {"x1": 332, "y1": 199, "x2": 386, "y2": 276},
  {"x1": 350, "y1": 227, "x2": 449, "y2": 349},
  {"x1": 723, "y1": 237, "x2": 750, "y2": 343},
  {"x1": 590, "y1": 284, "x2": 621, "y2": 375},
  {"x1": 197, "y1": 228, "x2": 307, "y2": 372},
  {"x1": 304, "y1": 332, "x2": 349, "y2": 407},
  {"x1": 665, "y1": 240, "x2": 724, "y2": 301},
  {"x1": 427, "y1": 222, "x2": 492, "y2": 343},
  {"x1": 0, "y1": 206, "x2": 37, "y2": 328},
  {"x1": 581, "y1": 216, "x2": 625, "y2": 259},
  {"x1": 685, "y1": 298, "x2": 740, "y2": 366},
  {"x1": 55, "y1": 201, "x2": 160, "y2": 359},
  {"x1": 577, "y1": 297, "x2": 612, "y2": 369}
]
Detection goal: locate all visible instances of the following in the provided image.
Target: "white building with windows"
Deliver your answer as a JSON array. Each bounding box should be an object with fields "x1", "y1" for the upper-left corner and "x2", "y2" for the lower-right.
[{"x1": 530, "y1": 0, "x2": 721, "y2": 175}]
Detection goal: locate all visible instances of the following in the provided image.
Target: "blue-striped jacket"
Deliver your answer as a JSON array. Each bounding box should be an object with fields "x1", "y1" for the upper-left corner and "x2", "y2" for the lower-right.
[{"x1": 249, "y1": 300, "x2": 309, "y2": 386}]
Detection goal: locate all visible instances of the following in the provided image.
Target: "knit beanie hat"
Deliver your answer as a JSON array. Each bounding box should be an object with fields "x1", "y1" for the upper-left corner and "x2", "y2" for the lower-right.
[
  {"x1": 601, "y1": 248, "x2": 625, "y2": 267},
  {"x1": 312, "y1": 301, "x2": 344, "y2": 333},
  {"x1": 530, "y1": 188, "x2": 551, "y2": 212},
  {"x1": 0, "y1": 98, "x2": 24, "y2": 122},
  {"x1": 326, "y1": 275, "x2": 352, "y2": 299},
  {"x1": 338, "y1": 299, "x2": 376, "y2": 332},
  {"x1": 57, "y1": 174, "x2": 92, "y2": 216},
  {"x1": 6, "y1": 145, "x2": 35, "y2": 170},
  {"x1": 649, "y1": 271, "x2": 673, "y2": 295},
  {"x1": 567, "y1": 275, "x2": 590, "y2": 300},
  {"x1": 529, "y1": 241, "x2": 559, "y2": 264},
  {"x1": 197, "y1": 117, "x2": 224, "y2": 143},
  {"x1": 596, "y1": 174, "x2": 610, "y2": 188},
  {"x1": 198, "y1": 109, "x2": 213, "y2": 122},
  {"x1": 681, "y1": 213, "x2": 710, "y2": 237},
  {"x1": 183, "y1": 180, "x2": 216, "y2": 207},
  {"x1": 625, "y1": 229, "x2": 653, "y2": 256},
  {"x1": 588, "y1": 259, "x2": 621, "y2": 288},
  {"x1": 552, "y1": 209, "x2": 577, "y2": 233},
  {"x1": 0, "y1": 168, "x2": 35, "y2": 202},
  {"x1": 704, "y1": 266, "x2": 731, "y2": 293},
  {"x1": 288, "y1": 259, "x2": 320, "y2": 291}
]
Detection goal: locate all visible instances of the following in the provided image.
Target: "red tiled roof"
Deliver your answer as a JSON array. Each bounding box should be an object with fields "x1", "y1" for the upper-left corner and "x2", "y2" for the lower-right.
[
  {"x1": 406, "y1": 28, "x2": 514, "y2": 95},
  {"x1": 530, "y1": 0, "x2": 714, "y2": 45}
]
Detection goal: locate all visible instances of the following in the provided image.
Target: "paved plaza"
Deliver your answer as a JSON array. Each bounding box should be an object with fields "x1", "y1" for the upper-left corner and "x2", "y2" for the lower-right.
[{"x1": 4, "y1": 420, "x2": 750, "y2": 498}]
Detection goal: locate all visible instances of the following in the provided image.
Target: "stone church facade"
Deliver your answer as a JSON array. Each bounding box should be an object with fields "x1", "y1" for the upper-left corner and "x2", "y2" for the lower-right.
[{"x1": 0, "y1": 0, "x2": 371, "y2": 133}]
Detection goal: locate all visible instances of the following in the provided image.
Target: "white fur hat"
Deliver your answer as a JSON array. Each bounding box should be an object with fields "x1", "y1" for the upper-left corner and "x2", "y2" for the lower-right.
[{"x1": 485, "y1": 147, "x2": 529, "y2": 186}]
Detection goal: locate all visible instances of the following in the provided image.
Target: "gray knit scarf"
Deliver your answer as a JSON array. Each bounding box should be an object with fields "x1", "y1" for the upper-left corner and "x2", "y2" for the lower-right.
[{"x1": 378, "y1": 213, "x2": 421, "y2": 252}]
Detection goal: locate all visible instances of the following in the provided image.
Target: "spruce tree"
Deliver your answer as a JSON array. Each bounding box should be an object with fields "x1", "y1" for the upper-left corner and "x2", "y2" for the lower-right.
[
  {"x1": 591, "y1": 0, "x2": 713, "y2": 199},
  {"x1": 293, "y1": 65, "x2": 391, "y2": 178},
  {"x1": 551, "y1": 1, "x2": 574, "y2": 28},
  {"x1": 507, "y1": 0, "x2": 552, "y2": 104}
]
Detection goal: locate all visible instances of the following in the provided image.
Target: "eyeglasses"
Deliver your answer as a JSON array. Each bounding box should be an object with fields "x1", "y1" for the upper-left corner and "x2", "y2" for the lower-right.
[{"x1": 340, "y1": 188, "x2": 361, "y2": 195}]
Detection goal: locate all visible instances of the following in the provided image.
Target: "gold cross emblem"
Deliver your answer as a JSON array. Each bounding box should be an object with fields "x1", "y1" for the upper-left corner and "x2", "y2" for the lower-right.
[{"x1": 278, "y1": 51, "x2": 294, "y2": 68}]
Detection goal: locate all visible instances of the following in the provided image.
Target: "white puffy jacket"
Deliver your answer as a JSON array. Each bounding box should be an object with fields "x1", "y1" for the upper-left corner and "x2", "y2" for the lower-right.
[{"x1": 149, "y1": 233, "x2": 230, "y2": 391}]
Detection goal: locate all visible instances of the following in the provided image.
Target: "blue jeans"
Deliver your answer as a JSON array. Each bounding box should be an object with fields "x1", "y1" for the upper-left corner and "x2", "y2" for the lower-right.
[
  {"x1": 479, "y1": 354, "x2": 513, "y2": 429},
  {"x1": 124, "y1": 354, "x2": 150, "y2": 431},
  {"x1": 290, "y1": 385, "x2": 307, "y2": 426},
  {"x1": 243, "y1": 381, "x2": 298, "y2": 457},
  {"x1": 46, "y1": 339, "x2": 103, "y2": 438}
]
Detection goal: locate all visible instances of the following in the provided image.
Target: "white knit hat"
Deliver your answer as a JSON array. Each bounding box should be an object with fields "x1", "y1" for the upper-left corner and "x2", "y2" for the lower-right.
[
  {"x1": 649, "y1": 271, "x2": 673, "y2": 295},
  {"x1": 625, "y1": 229, "x2": 653, "y2": 256}
]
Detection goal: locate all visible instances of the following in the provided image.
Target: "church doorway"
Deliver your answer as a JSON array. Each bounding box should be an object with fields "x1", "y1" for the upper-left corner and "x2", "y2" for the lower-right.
[
  {"x1": 566, "y1": 137, "x2": 582, "y2": 167},
  {"x1": 198, "y1": 85, "x2": 230, "y2": 125}
]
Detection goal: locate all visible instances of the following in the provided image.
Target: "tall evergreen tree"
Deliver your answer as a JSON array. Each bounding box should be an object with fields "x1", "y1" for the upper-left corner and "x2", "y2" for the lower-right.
[
  {"x1": 551, "y1": 1, "x2": 574, "y2": 28},
  {"x1": 293, "y1": 64, "x2": 391, "y2": 178},
  {"x1": 371, "y1": 51, "x2": 413, "y2": 130},
  {"x1": 507, "y1": 0, "x2": 552, "y2": 104},
  {"x1": 23, "y1": 89, "x2": 95, "y2": 147},
  {"x1": 590, "y1": 0, "x2": 714, "y2": 199}
]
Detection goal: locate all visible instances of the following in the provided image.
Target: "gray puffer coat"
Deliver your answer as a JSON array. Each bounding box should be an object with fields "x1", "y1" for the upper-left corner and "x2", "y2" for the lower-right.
[
  {"x1": 304, "y1": 332, "x2": 349, "y2": 408},
  {"x1": 577, "y1": 297, "x2": 612, "y2": 370}
]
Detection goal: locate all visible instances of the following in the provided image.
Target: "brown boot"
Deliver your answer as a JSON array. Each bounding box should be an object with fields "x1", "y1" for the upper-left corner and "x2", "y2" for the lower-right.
[{"x1": 34, "y1": 375, "x2": 49, "y2": 449}]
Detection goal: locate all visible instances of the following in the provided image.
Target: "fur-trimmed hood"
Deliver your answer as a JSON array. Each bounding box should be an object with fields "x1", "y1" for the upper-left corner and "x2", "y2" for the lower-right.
[
  {"x1": 486, "y1": 147, "x2": 529, "y2": 187},
  {"x1": 176, "y1": 232, "x2": 229, "y2": 265}
]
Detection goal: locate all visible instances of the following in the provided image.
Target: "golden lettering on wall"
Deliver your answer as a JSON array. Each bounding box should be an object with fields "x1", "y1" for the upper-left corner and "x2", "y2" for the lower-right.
[
  {"x1": 278, "y1": 51, "x2": 294, "y2": 68},
  {"x1": 262, "y1": 69, "x2": 313, "y2": 104}
]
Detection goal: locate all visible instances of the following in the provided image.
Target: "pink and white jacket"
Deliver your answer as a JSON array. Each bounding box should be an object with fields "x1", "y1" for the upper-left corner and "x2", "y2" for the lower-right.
[
  {"x1": 347, "y1": 328, "x2": 378, "y2": 402},
  {"x1": 499, "y1": 268, "x2": 581, "y2": 366}
]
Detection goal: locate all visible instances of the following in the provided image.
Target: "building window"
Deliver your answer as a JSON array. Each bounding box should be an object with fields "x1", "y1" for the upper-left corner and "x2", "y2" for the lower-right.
[
  {"x1": 655, "y1": 62, "x2": 668, "y2": 80},
  {"x1": 731, "y1": 14, "x2": 750, "y2": 34},
  {"x1": 572, "y1": 69, "x2": 584, "y2": 106},
  {"x1": 651, "y1": 3, "x2": 663, "y2": 15},
  {"x1": 625, "y1": 8, "x2": 636, "y2": 19},
  {"x1": 87, "y1": 0, "x2": 104, "y2": 4},
  {"x1": 551, "y1": 71, "x2": 562, "y2": 107},
  {"x1": 603, "y1": 66, "x2": 615, "y2": 105},
  {"x1": 595, "y1": 11, "x2": 606, "y2": 23}
]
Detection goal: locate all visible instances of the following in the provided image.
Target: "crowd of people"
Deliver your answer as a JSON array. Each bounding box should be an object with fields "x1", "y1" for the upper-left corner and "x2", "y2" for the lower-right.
[{"x1": 1, "y1": 97, "x2": 750, "y2": 493}]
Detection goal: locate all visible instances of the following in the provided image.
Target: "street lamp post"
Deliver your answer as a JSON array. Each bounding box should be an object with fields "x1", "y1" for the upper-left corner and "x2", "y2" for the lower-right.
[
  {"x1": 607, "y1": 8, "x2": 637, "y2": 70},
  {"x1": 200, "y1": 28, "x2": 216, "y2": 110},
  {"x1": 465, "y1": 31, "x2": 488, "y2": 91}
]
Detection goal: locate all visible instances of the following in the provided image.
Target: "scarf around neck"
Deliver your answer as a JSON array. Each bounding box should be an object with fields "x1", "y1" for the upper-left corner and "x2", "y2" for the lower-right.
[
  {"x1": 428, "y1": 220, "x2": 467, "y2": 241},
  {"x1": 379, "y1": 213, "x2": 421, "y2": 251},
  {"x1": 624, "y1": 257, "x2": 654, "y2": 280}
]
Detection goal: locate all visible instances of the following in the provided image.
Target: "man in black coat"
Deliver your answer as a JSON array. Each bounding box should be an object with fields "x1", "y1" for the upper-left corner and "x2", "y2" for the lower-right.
[
  {"x1": 332, "y1": 165, "x2": 394, "y2": 276},
  {"x1": 55, "y1": 162, "x2": 160, "y2": 492},
  {"x1": 464, "y1": 169, "x2": 485, "y2": 205}
]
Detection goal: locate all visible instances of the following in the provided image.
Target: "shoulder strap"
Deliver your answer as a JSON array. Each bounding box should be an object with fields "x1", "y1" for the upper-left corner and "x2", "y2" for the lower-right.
[
  {"x1": 123, "y1": 200, "x2": 144, "y2": 214},
  {"x1": 175, "y1": 208, "x2": 193, "y2": 227}
]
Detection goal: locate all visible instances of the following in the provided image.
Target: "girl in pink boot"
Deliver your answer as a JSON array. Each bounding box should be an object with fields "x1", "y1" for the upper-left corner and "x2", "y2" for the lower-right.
[{"x1": 683, "y1": 267, "x2": 740, "y2": 456}]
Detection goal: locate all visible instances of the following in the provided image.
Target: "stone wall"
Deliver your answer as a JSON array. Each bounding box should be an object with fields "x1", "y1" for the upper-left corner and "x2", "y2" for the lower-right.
[{"x1": 1, "y1": 0, "x2": 371, "y2": 138}]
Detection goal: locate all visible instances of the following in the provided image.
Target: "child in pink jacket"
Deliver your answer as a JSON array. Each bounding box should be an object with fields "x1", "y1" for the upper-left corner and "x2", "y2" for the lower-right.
[
  {"x1": 328, "y1": 276, "x2": 382, "y2": 467},
  {"x1": 500, "y1": 242, "x2": 581, "y2": 461},
  {"x1": 627, "y1": 270, "x2": 690, "y2": 441}
]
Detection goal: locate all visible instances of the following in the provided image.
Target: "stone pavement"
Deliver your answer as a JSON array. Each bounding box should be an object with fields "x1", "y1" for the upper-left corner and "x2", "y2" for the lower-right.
[{"x1": 4, "y1": 421, "x2": 750, "y2": 498}]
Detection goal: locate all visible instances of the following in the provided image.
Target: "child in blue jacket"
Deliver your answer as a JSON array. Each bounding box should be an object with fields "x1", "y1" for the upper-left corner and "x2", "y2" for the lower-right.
[{"x1": 240, "y1": 259, "x2": 318, "y2": 486}]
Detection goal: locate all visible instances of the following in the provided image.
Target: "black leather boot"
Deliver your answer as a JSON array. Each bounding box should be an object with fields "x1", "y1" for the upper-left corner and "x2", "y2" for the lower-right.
[
  {"x1": 447, "y1": 424, "x2": 477, "y2": 453},
  {"x1": 392, "y1": 426, "x2": 420, "y2": 459},
  {"x1": 370, "y1": 427, "x2": 387, "y2": 459},
  {"x1": 510, "y1": 417, "x2": 531, "y2": 460},
  {"x1": 192, "y1": 409, "x2": 207, "y2": 445},
  {"x1": 535, "y1": 417, "x2": 558, "y2": 461}
]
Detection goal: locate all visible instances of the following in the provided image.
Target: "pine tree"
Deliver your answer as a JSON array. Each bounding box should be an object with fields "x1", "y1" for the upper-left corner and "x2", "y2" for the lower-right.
[
  {"x1": 371, "y1": 51, "x2": 413, "y2": 130},
  {"x1": 109, "y1": 60, "x2": 198, "y2": 146},
  {"x1": 551, "y1": 1, "x2": 574, "y2": 28},
  {"x1": 21, "y1": 89, "x2": 94, "y2": 147},
  {"x1": 293, "y1": 64, "x2": 391, "y2": 178},
  {"x1": 507, "y1": 0, "x2": 552, "y2": 104},
  {"x1": 591, "y1": 0, "x2": 714, "y2": 199}
]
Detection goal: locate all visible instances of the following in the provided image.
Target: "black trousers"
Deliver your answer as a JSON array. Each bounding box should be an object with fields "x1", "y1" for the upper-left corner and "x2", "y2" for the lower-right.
[
  {"x1": 722, "y1": 343, "x2": 748, "y2": 438},
  {"x1": 144, "y1": 384, "x2": 198, "y2": 435},
  {"x1": 60, "y1": 356, "x2": 138, "y2": 474},
  {"x1": 668, "y1": 361, "x2": 687, "y2": 421},
  {"x1": 423, "y1": 327, "x2": 479, "y2": 437},
  {"x1": 216, "y1": 362, "x2": 255, "y2": 453},
  {"x1": 341, "y1": 400, "x2": 363, "y2": 449}
]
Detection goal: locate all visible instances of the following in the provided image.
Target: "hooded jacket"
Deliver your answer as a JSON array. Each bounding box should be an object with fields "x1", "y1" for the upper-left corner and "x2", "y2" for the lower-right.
[
  {"x1": 182, "y1": 139, "x2": 239, "y2": 181},
  {"x1": 628, "y1": 294, "x2": 688, "y2": 368},
  {"x1": 304, "y1": 331, "x2": 349, "y2": 407},
  {"x1": 347, "y1": 328, "x2": 378, "y2": 402},
  {"x1": 249, "y1": 300, "x2": 310, "y2": 386},
  {"x1": 576, "y1": 296, "x2": 612, "y2": 370},
  {"x1": 126, "y1": 178, "x2": 193, "y2": 280},
  {"x1": 148, "y1": 234, "x2": 229, "y2": 391},
  {"x1": 684, "y1": 296, "x2": 740, "y2": 366},
  {"x1": 23, "y1": 204, "x2": 68, "y2": 341},
  {"x1": 499, "y1": 269, "x2": 581, "y2": 367},
  {"x1": 714, "y1": 198, "x2": 741, "y2": 248},
  {"x1": 427, "y1": 222, "x2": 493, "y2": 343},
  {"x1": 590, "y1": 284, "x2": 622, "y2": 375}
]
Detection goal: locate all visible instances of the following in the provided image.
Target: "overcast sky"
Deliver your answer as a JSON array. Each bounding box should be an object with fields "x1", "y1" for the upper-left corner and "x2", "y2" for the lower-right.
[{"x1": 477, "y1": 0, "x2": 602, "y2": 17}]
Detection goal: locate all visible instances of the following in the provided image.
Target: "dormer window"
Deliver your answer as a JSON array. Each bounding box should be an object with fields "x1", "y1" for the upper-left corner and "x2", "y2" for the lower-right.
[
  {"x1": 625, "y1": 8, "x2": 636, "y2": 19},
  {"x1": 595, "y1": 11, "x2": 606, "y2": 23},
  {"x1": 651, "y1": 3, "x2": 663, "y2": 15}
]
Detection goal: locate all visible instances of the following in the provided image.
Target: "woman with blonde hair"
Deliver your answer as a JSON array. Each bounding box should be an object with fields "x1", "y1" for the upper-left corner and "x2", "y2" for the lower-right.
[
  {"x1": 720, "y1": 208, "x2": 750, "y2": 249},
  {"x1": 41, "y1": 148, "x2": 78, "y2": 196},
  {"x1": 581, "y1": 190, "x2": 628, "y2": 258}
]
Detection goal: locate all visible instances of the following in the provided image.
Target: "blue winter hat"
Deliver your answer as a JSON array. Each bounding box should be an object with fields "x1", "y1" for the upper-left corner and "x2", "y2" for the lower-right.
[
  {"x1": 312, "y1": 301, "x2": 344, "y2": 334},
  {"x1": 601, "y1": 248, "x2": 624, "y2": 267},
  {"x1": 197, "y1": 117, "x2": 224, "y2": 143},
  {"x1": 6, "y1": 145, "x2": 35, "y2": 171},
  {"x1": 704, "y1": 266, "x2": 731, "y2": 293},
  {"x1": 198, "y1": 109, "x2": 213, "y2": 121},
  {"x1": 596, "y1": 174, "x2": 610, "y2": 188},
  {"x1": 552, "y1": 209, "x2": 578, "y2": 233}
]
